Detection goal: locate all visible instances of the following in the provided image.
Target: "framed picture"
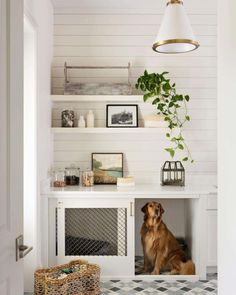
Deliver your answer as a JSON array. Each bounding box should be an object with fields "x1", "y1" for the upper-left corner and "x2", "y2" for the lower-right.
[
  {"x1": 106, "y1": 104, "x2": 138, "y2": 128},
  {"x1": 92, "y1": 153, "x2": 123, "y2": 184}
]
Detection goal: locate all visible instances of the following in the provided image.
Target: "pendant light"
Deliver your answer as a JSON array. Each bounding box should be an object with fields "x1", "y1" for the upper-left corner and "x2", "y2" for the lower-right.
[{"x1": 152, "y1": 0, "x2": 199, "y2": 54}]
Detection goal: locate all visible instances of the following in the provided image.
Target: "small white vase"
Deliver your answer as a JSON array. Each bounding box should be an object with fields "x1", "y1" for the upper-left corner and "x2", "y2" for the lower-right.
[
  {"x1": 86, "y1": 110, "x2": 94, "y2": 128},
  {"x1": 78, "y1": 115, "x2": 86, "y2": 128}
]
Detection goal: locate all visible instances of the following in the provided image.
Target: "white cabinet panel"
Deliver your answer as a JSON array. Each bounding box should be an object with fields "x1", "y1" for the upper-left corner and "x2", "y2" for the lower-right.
[
  {"x1": 55, "y1": 198, "x2": 135, "y2": 278},
  {"x1": 207, "y1": 210, "x2": 217, "y2": 266},
  {"x1": 207, "y1": 195, "x2": 217, "y2": 210}
]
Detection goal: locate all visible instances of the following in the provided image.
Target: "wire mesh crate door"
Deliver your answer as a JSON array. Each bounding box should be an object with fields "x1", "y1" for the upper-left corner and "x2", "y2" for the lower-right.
[{"x1": 65, "y1": 208, "x2": 127, "y2": 256}]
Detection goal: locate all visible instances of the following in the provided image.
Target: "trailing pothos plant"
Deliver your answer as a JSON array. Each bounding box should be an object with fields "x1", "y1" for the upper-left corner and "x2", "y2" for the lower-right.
[{"x1": 136, "y1": 71, "x2": 193, "y2": 163}]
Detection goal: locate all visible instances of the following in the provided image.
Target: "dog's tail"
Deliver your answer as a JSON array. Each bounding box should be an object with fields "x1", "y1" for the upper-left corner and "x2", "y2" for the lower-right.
[{"x1": 180, "y1": 260, "x2": 195, "y2": 275}]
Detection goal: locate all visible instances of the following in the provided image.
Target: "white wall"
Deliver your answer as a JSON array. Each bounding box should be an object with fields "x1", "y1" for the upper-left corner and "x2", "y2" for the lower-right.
[
  {"x1": 218, "y1": 1, "x2": 236, "y2": 294},
  {"x1": 51, "y1": 0, "x2": 217, "y2": 184},
  {"x1": 24, "y1": 0, "x2": 53, "y2": 292}
]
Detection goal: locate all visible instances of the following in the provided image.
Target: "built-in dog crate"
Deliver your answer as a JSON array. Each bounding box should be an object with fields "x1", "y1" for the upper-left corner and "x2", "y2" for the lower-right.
[
  {"x1": 135, "y1": 199, "x2": 200, "y2": 277},
  {"x1": 43, "y1": 187, "x2": 211, "y2": 280}
]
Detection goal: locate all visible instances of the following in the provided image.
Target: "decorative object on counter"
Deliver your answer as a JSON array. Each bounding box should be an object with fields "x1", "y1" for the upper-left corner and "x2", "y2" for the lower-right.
[
  {"x1": 78, "y1": 115, "x2": 86, "y2": 128},
  {"x1": 64, "y1": 62, "x2": 132, "y2": 95},
  {"x1": 61, "y1": 109, "x2": 74, "y2": 127},
  {"x1": 34, "y1": 259, "x2": 100, "y2": 295},
  {"x1": 161, "y1": 161, "x2": 185, "y2": 186},
  {"x1": 53, "y1": 168, "x2": 66, "y2": 187},
  {"x1": 136, "y1": 71, "x2": 193, "y2": 163},
  {"x1": 106, "y1": 104, "x2": 138, "y2": 128},
  {"x1": 143, "y1": 113, "x2": 169, "y2": 128},
  {"x1": 117, "y1": 176, "x2": 135, "y2": 187},
  {"x1": 82, "y1": 170, "x2": 94, "y2": 187},
  {"x1": 86, "y1": 110, "x2": 95, "y2": 127},
  {"x1": 153, "y1": 0, "x2": 199, "y2": 54},
  {"x1": 92, "y1": 153, "x2": 123, "y2": 184},
  {"x1": 65, "y1": 165, "x2": 80, "y2": 185}
]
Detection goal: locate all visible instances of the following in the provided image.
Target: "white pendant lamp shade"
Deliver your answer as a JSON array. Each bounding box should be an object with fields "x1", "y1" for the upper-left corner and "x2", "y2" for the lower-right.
[{"x1": 153, "y1": 0, "x2": 199, "y2": 54}]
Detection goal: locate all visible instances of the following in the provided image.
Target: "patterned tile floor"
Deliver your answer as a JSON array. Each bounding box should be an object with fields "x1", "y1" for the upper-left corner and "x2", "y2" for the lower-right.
[{"x1": 101, "y1": 278, "x2": 217, "y2": 294}]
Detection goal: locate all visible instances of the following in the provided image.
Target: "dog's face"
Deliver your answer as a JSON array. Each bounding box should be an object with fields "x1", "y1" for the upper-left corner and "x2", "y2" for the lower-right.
[{"x1": 141, "y1": 202, "x2": 165, "y2": 219}]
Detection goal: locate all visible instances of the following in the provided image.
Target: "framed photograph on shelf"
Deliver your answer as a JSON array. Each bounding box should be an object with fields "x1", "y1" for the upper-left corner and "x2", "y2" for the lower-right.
[
  {"x1": 92, "y1": 153, "x2": 123, "y2": 184},
  {"x1": 106, "y1": 104, "x2": 138, "y2": 128}
]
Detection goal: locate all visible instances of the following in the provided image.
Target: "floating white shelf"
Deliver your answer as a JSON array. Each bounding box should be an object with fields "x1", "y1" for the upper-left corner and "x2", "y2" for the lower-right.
[
  {"x1": 51, "y1": 127, "x2": 166, "y2": 134},
  {"x1": 51, "y1": 95, "x2": 143, "y2": 103}
]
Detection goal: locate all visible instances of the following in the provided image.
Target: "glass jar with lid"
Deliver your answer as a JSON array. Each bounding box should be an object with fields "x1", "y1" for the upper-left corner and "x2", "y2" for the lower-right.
[
  {"x1": 82, "y1": 170, "x2": 94, "y2": 187},
  {"x1": 65, "y1": 165, "x2": 80, "y2": 185},
  {"x1": 53, "y1": 168, "x2": 66, "y2": 187}
]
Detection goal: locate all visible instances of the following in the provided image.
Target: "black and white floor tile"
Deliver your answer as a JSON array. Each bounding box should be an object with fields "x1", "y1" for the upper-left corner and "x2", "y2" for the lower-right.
[{"x1": 101, "y1": 278, "x2": 217, "y2": 294}]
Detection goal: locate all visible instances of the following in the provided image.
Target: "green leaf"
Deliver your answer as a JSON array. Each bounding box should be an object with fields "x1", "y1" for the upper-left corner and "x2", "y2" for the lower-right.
[
  {"x1": 169, "y1": 101, "x2": 174, "y2": 108},
  {"x1": 165, "y1": 148, "x2": 175, "y2": 158},
  {"x1": 178, "y1": 144, "x2": 184, "y2": 150},
  {"x1": 166, "y1": 133, "x2": 170, "y2": 138},
  {"x1": 143, "y1": 93, "x2": 151, "y2": 102},
  {"x1": 161, "y1": 71, "x2": 169, "y2": 76},
  {"x1": 182, "y1": 157, "x2": 188, "y2": 161},
  {"x1": 185, "y1": 95, "x2": 190, "y2": 102},
  {"x1": 163, "y1": 82, "x2": 171, "y2": 92},
  {"x1": 191, "y1": 160, "x2": 194, "y2": 163},
  {"x1": 185, "y1": 115, "x2": 190, "y2": 121}
]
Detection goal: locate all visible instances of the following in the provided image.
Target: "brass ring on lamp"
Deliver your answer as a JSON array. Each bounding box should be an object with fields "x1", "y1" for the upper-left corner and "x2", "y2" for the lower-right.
[
  {"x1": 167, "y1": 0, "x2": 183, "y2": 5},
  {"x1": 152, "y1": 39, "x2": 200, "y2": 53}
]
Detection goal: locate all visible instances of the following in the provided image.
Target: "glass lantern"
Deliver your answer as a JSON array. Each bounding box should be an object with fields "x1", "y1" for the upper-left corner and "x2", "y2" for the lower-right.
[{"x1": 161, "y1": 161, "x2": 185, "y2": 186}]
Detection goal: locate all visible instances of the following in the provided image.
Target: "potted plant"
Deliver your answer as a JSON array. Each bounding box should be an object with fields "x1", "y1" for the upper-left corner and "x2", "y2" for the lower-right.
[{"x1": 136, "y1": 71, "x2": 193, "y2": 163}]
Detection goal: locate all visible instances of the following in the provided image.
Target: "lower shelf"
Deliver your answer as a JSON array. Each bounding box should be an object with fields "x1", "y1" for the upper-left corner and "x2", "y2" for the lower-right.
[{"x1": 51, "y1": 127, "x2": 166, "y2": 134}]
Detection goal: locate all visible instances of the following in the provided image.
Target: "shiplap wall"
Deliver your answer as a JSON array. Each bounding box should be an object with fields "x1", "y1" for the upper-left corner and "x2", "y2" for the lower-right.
[{"x1": 51, "y1": 0, "x2": 217, "y2": 184}]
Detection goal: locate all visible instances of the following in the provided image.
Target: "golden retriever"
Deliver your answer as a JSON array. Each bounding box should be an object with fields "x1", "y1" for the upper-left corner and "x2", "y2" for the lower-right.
[{"x1": 141, "y1": 201, "x2": 195, "y2": 275}]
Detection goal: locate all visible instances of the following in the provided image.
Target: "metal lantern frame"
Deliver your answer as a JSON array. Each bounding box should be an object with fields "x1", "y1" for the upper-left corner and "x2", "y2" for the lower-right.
[{"x1": 161, "y1": 161, "x2": 185, "y2": 186}]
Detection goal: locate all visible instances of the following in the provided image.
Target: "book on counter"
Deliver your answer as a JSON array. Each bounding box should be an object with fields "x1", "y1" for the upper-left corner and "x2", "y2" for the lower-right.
[{"x1": 117, "y1": 176, "x2": 135, "y2": 187}]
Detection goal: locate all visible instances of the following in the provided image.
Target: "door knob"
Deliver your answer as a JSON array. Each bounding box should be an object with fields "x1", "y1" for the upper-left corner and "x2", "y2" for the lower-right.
[{"x1": 16, "y1": 235, "x2": 33, "y2": 261}]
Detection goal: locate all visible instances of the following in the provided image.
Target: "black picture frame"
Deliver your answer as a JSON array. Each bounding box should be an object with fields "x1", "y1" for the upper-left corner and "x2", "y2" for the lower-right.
[
  {"x1": 92, "y1": 153, "x2": 124, "y2": 184},
  {"x1": 106, "y1": 104, "x2": 138, "y2": 128}
]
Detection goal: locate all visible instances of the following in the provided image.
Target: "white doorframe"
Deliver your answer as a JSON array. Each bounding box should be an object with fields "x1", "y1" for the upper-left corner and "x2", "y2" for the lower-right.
[
  {"x1": 0, "y1": 0, "x2": 24, "y2": 294},
  {"x1": 23, "y1": 11, "x2": 38, "y2": 292}
]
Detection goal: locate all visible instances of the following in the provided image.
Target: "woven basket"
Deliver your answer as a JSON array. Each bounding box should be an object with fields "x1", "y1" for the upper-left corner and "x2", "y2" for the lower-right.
[{"x1": 34, "y1": 260, "x2": 100, "y2": 295}]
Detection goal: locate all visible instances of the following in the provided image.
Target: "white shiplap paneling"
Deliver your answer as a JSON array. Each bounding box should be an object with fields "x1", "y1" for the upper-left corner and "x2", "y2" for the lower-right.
[{"x1": 51, "y1": 2, "x2": 217, "y2": 183}]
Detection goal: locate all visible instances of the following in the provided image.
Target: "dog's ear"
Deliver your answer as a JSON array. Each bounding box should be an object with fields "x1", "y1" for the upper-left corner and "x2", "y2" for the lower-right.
[
  {"x1": 160, "y1": 203, "x2": 165, "y2": 215},
  {"x1": 141, "y1": 203, "x2": 148, "y2": 214}
]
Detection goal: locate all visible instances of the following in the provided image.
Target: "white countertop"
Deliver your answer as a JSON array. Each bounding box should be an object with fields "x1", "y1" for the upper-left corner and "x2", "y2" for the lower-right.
[{"x1": 41, "y1": 184, "x2": 217, "y2": 197}]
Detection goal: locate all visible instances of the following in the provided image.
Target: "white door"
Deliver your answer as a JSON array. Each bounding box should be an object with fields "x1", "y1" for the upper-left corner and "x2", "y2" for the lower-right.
[
  {"x1": 56, "y1": 198, "x2": 135, "y2": 278},
  {"x1": 0, "y1": 0, "x2": 25, "y2": 294}
]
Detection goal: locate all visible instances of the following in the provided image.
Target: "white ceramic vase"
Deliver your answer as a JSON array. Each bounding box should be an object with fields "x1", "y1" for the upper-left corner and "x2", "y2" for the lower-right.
[
  {"x1": 86, "y1": 110, "x2": 94, "y2": 128},
  {"x1": 78, "y1": 115, "x2": 86, "y2": 128}
]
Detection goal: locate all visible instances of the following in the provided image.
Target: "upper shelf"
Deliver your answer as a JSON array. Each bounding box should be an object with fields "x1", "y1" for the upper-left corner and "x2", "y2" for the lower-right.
[{"x1": 51, "y1": 95, "x2": 143, "y2": 103}]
